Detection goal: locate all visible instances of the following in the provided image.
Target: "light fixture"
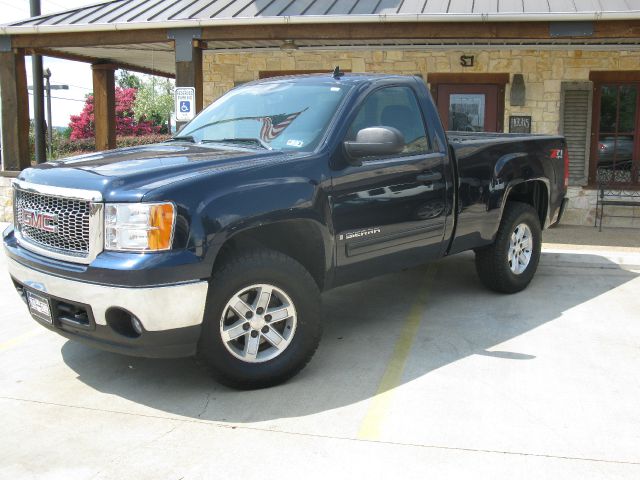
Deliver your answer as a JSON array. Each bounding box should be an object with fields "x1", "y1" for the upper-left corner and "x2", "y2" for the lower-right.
[{"x1": 510, "y1": 74, "x2": 526, "y2": 106}]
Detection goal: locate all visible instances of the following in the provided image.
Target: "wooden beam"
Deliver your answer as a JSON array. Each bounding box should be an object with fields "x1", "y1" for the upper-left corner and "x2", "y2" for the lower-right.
[
  {"x1": 175, "y1": 43, "x2": 203, "y2": 129},
  {"x1": 92, "y1": 64, "x2": 116, "y2": 151},
  {"x1": 7, "y1": 20, "x2": 640, "y2": 51},
  {"x1": 0, "y1": 49, "x2": 30, "y2": 171},
  {"x1": 589, "y1": 71, "x2": 640, "y2": 83},
  {"x1": 428, "y1": 73, "x2": 510, "y2": 85},
  {"x1": 199, "y1": 20, "x2": 640, "y2": 41},
  {"x1": 11, "y1": 29, "x2": 169, "y2": 48},
  {"x1": 27, "y1": 48, "x2": 175, "y2": 78}
]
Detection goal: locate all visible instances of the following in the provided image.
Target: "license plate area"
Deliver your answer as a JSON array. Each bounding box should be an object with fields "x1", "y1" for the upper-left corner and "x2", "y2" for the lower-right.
[{"x1": 26, "y1": 290, "x2": 53, "y2": 324}]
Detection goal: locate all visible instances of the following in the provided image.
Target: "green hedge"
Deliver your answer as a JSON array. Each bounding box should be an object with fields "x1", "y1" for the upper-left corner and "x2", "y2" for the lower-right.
[{"x1": 54, "y1": 134, "x2": 172, "y2": 158}]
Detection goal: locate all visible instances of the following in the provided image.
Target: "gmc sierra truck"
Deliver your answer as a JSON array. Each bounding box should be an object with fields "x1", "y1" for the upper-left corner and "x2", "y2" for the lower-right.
[{"x1": 3, "y1": 72, "x2": 568, "y2": 389}]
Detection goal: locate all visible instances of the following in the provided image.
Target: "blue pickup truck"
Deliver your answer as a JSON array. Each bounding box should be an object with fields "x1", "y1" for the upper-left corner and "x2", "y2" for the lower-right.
[{"x1": 3, "y1": 72, "x2": 568, "y2": 388}]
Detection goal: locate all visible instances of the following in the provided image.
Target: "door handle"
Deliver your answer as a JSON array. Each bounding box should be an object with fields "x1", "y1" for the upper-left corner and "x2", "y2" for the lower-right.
[{"x1": 416, "y1": 172, "x2": 442, "y2": 183}]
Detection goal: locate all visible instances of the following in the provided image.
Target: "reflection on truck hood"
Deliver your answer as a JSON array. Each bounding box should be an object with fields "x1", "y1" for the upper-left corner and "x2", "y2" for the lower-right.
[{"x1": 17, "y1": 143, "x2": 297, "y2": 202}]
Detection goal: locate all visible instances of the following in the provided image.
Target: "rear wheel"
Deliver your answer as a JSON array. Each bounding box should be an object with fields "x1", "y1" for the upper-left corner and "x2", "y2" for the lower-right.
[
  {"x1": 475, "y1": 201, "x2": 542, "y2": 294},
  {"x1": 198, "y1": 249, "x2": 322, "y2": 389}
]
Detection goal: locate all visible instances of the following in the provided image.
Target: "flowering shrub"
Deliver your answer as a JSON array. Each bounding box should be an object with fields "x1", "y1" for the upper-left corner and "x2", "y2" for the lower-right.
[{"x1": 69, "y1": 87, "x2": 161, "y2": 140}]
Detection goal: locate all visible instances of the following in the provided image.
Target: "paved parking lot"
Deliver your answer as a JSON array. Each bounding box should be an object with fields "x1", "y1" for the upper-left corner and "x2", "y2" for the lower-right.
[{"x1": 2, "y1": 223, "x2": 640, "y2": 479}]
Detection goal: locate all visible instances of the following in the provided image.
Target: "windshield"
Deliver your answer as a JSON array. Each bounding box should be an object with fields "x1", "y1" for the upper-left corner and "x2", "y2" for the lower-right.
[{"x1": 177, "y1": 81, "x2": 352, "y2": 151}]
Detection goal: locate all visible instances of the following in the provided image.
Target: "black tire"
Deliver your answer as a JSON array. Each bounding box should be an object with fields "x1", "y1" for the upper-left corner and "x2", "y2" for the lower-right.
[
  {"x1": 475, "y1": 201, "x2": 542, "y2": 294},
  {"x1": 198, "y1": 249, "x2": 322, "y2": 389}
]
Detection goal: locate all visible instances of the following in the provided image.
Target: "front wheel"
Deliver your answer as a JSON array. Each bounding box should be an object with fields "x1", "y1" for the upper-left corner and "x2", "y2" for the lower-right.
[
  {"x1": 475, "y1": 201, "x2": 542, "y2": 294},
  {"x1": 198, "y1": 249, "x2": 322, "y2": 389}
]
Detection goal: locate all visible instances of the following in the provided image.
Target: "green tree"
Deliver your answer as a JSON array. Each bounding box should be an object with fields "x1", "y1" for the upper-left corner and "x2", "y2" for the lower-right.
[
  {"x1": 134, "y1": 76, "x2": 175, "y2": 133},
  {"x1": 117, "y1": 70, "x2": 142, "y2": 90}
]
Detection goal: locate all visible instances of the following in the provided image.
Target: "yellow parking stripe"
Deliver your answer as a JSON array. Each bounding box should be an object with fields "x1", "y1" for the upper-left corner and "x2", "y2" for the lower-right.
[
  {"x1": 0, "y1": 328, "x2": 43, "y2": 352},
  {"x1": 357, "y1": 265, "x2": 437, "y2": 441}
]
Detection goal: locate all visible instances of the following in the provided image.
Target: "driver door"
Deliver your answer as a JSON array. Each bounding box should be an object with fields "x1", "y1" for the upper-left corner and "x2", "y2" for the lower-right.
[{"x1": 329, "y1": 85, "x2": 448, "y2": 285}]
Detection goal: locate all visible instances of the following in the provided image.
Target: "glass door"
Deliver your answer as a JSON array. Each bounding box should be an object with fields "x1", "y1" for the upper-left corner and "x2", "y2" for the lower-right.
[{"x1": 436, "y1": 84, "x2": 500, "y2": 132}]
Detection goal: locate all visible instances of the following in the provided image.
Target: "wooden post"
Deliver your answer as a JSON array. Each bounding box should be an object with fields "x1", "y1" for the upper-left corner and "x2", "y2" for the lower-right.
[
  {"x1": 175, "y1": 45, "x2": 203, "y2": 112},
  {"x1": 92, "y1": 63, "x2": 116, "y2": 151},
  {"x1": 169, "y1": 29, "x2": 203, "y2": 131},
  {"x1": 0, "y1": 46, "x2": 31, "y2": 171}
]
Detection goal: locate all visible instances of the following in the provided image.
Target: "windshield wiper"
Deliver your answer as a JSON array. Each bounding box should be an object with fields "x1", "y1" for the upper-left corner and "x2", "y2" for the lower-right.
[
  {"x1": 202, "y1": 138, "x2": 272, "y2": 150},
  {"x1": 168, "y1": 135, "x2": 196, "y2": 143}
]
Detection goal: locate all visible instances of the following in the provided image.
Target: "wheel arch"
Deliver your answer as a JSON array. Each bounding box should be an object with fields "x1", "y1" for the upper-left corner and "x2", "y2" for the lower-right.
[
  {"x1": 210, "y1": 218, "x2": 332, "y2": 291},
  {"x1": 503, "y1": 179, "x2": 550, "y2": 229}
]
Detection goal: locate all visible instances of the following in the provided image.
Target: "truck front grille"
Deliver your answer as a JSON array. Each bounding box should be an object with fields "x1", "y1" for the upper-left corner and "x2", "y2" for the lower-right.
[
  {"x1": 15, "y1": 188, "x2": 91, "y2": 257},
  {"x1": 14, "y1": 186, "x2": 95, "y2": 261}
]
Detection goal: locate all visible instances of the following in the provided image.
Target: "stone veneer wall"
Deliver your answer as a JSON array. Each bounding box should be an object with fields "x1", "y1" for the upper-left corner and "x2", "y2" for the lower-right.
[
  {"x1": 0, "y1": 177, "x2": 13, "y2": 223},
  {"x1": 203, "y1": 48, "x2": 640, "y2": 227}
]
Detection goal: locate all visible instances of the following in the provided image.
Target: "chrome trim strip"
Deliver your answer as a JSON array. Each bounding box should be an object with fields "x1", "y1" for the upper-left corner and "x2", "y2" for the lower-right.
[
  {"x1": 12, "y1": 180, "x2": 104, "y2": 264},
  {"x1": 7, "y1": 257, "x2": 209, "y2": 331},
  {"x1": 11, "y1": 179, "x2": 103, "y2": 202}
]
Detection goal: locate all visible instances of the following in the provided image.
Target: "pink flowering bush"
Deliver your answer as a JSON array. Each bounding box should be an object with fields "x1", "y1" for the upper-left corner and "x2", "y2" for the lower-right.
[{"x1": 69, "y1": 87, "x2": 160, "y2": 140}]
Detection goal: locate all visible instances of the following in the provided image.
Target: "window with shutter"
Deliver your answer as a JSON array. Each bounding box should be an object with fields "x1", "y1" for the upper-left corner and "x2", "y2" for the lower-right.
[{"x1": 559, "y1": 82, "x2": 593, "y2": 186}]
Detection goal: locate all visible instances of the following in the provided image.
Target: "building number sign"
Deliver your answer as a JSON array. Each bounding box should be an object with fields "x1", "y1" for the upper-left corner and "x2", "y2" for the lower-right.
[{"x1": 509, "y1": 115, "x2": 532, "y2": 134}]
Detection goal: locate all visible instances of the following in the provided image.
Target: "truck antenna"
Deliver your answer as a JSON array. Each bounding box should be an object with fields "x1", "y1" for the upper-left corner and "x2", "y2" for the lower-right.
[{"x1": 333, "y1": 66, "x2": 344, "y2": 79}]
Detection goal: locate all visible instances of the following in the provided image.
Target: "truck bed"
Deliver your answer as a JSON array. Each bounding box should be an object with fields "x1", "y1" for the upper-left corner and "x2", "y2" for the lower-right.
[{"x1": 446, "y1": 131, "x2": 566, "y2": 254}]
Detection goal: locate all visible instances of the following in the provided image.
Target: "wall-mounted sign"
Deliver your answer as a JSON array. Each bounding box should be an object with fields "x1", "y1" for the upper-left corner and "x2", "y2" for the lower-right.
[
  {"x1": 509, "y1": 115, "x2": 532, "y2": 133},
  {"x1": 460, "y1": 55, "x2": 474, "y2": 67},
  {"x1": 175, "y1": 87, "x2": 196, "y2": 122}
]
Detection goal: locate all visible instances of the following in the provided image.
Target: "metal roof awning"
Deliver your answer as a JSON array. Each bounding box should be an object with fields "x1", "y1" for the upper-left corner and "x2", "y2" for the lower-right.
[
  {"x1": 0, "y1": 0, "x2": 639, "y2": 77},
  {"x1": 2, "y1": 0, "x2": 640, "y2": 35}
]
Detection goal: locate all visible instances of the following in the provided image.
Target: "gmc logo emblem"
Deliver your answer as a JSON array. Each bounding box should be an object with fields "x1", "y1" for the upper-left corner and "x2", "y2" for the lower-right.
[{"x1": 22, "y1": 209, "x2": 58, "y2": 233}]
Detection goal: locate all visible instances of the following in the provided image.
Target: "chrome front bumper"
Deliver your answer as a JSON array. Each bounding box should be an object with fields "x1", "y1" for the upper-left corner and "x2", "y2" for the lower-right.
[{"x1": 7, "y1": 257, "x2": 209, "y2": 332}]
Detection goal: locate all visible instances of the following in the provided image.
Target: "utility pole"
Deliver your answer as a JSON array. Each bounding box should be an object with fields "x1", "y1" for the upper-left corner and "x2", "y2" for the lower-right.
[
  {"x1": 43, "y1": 69, "x2": 52, "y2": 159},
  {"x1": 30, "y1": 0, "x2": 46, "y2": 164},
  {"x1": 41, "y1": 69, "x2": 68, "y2": 160}
]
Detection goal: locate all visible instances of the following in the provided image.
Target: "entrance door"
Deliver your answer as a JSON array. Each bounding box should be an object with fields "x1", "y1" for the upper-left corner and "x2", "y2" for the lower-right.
[
  {"x1": 428, "y1": 73, "x2": 508, "y2": 133},
  {"x1": 437, "y1": 84, "x2": 500, "y2": 132}
]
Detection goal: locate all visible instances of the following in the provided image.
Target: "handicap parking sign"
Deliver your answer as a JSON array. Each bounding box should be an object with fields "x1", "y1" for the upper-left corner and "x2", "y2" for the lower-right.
[{"x1": 175, "y1": 87, "x2": 196, "y2": 122}]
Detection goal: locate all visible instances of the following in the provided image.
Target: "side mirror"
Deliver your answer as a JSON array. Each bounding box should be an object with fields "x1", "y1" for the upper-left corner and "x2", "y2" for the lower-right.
[{"x1": 343, "y1": 127, "x2": 405, "y2": 164}]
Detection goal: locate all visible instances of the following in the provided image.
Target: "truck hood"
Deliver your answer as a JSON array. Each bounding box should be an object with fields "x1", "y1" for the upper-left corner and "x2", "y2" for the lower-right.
[{"x1": 17, "y1": 143, "x2": 294, "y2": 202}]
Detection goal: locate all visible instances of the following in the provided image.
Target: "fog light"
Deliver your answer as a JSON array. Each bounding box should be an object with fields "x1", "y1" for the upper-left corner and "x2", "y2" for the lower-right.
[
  {"x1": 106, "y1": 308, "x2": 142, "y2": 338},
  {"x1": 131, "y1": 316, "x2": 143, "y2": 335}
]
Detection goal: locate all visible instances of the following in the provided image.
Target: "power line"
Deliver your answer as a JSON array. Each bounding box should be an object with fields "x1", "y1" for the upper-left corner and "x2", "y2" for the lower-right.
[
  {"x1": 45, "y1": 0, "x2": 68, "y2": 11},
  {"x1": 27, "y1": 91, "x2": 85, "y2": 102},
  {"x1": 0, "y1": 1, "x2": 27, "y2": 14}
]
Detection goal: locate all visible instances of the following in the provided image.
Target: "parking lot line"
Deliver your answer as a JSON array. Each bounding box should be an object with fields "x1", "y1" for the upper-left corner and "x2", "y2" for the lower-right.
[
  {"x1": 0, "y1": 328, "x2": 42, "y2": 352},
  {"x1": 357, "y1": 265, "x2": 438, "y2": 441}
]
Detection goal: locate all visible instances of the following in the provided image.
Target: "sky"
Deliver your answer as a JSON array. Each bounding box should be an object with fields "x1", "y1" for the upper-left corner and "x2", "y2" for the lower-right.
[{"x1": 1, "y1": 0, "x2": 103, "y2": 127}]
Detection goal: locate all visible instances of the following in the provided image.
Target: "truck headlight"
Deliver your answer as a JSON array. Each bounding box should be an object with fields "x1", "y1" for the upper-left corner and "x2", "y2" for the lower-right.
[{"x1": 104, "y1": 203, "x2": 175, "y2": 252}]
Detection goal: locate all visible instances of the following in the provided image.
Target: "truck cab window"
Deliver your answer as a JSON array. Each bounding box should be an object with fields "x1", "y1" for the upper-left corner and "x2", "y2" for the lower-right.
[{"x1": 347, "y1": 86, "x2": 430, "y2": 154}]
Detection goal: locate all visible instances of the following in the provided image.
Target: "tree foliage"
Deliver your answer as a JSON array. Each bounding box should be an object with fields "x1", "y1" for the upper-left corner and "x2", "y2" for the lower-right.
[
  {"x1": 68, "y1": 87, "x2": 160, "y2": 140},
  {"x1": 117, "y1": 70, "x2": 142, "y2": 90},
  {"x1": 133, "y1": 77, "x2": 175, "y2": 133}
]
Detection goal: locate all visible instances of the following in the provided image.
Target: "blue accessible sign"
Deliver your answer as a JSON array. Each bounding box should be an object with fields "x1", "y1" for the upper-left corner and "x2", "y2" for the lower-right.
[{"x1": 175, "y1": 87, "x2": 196, "y2": 122}]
